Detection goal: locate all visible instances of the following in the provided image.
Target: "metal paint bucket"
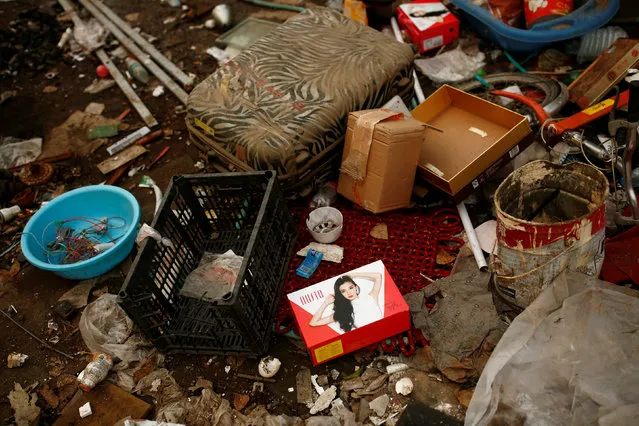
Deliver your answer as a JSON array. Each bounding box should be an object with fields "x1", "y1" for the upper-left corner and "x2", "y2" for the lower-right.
[
  {"x1": 524, "y1": 0, "x2": 573, "y2": 28},
  {"x1": 493, "y1": 161, "x2": 608, "y2": 308}
]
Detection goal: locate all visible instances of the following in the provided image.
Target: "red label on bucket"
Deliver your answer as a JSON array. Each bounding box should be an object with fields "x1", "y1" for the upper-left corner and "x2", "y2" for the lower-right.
[{"x1": 524, "y1": 0, "x2": 573, "y2": 28}]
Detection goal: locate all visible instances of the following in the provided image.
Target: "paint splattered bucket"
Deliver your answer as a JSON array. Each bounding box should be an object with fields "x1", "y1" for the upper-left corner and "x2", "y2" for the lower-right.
[
  {"x1": 524, "y1": 0, "x2": 573, "y2": 28},
  {"x1": 493, "y1": 161, "x2": 608, "y2": 308}
]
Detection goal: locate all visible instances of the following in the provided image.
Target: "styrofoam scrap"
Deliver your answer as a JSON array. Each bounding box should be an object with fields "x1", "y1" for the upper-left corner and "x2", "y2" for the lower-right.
[
  {"x1": 79, "y1": 402, "x2": 92, "y2": 418},
  {"x1": 311, "y1": 374, "x2": 325, "y2": 395},
  {"x1": 309, "y1": 385, "x2": 336, "y2": 415},
  {"x1": 395, "y1": 377, "x2": 413, "y2": 395},
  {"x1": 386, "y1": 363, "x2": 409, "y2": 374},
  {"x1": 258, "y1": 356, "x2": 281, "y2": 378},
  {"x1": 296, "y1": 242, "x2": 343, "y2": 263}
]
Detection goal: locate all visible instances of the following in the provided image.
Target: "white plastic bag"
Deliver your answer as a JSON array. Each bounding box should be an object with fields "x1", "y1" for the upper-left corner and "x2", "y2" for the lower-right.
[
  {"x1": 79, "y1": 294, "x2": 151, "y2": 362},
  {"x1": 180, "y1": 250, "x2": 243, "y2": 302},
  {"x1": 466, "y1": 271, "x2": 639, "y2": 426},
  {"x1": 415, "y1": 49, "x2": 485, "y2": 84}
]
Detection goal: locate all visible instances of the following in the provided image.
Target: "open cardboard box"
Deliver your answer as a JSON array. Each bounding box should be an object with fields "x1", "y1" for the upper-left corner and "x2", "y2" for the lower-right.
[{"x1": 412, "y1": 85, "x2": 532, "y2": 200}]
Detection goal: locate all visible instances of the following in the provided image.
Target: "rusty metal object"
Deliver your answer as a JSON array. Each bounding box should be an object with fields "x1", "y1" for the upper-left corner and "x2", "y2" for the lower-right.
[
  {"x1": 17, "y1": 163, "x2": 54, "y2": 186},
  {"x1": 8, "y1": 152, "x2": 72, "y2": 173},
  {"x1": 10, "y1": 188, "x2": 37, "y2": 208},
  {"x1": 493, "y1": 161, "x2": 609, "y2": 308}
]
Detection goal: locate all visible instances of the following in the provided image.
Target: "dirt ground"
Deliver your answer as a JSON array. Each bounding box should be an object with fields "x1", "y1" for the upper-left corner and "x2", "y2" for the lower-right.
[{"x1": 0, "y1": 0, "x2": 333, "y2": 423}]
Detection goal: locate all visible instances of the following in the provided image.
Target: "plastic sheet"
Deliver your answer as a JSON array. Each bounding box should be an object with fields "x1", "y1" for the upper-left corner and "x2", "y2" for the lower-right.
[
  {"x1": 179, "y1": 250, "x2": 243, "y2": 301},
  {"x1": 466, "y1": 271, "x2": 639, "y2": 425},
  {"x1": 414, "y1": 49, "x2": 485, "y2": 84},
  {"x1": 0, "y1": 137, "x2": 42, "y2": 169},
  {"x1": 79, "y1": 294, "x2": 151, "y2": 362}
]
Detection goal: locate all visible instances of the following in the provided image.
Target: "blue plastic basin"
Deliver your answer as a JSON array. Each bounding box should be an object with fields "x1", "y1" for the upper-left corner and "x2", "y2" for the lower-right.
[
  {"x1": 450, "y1": 0, "x2": 620, "y2": 53},
  {"x1": 21, "y1": 185, "x2": 140, "y2": 280}
]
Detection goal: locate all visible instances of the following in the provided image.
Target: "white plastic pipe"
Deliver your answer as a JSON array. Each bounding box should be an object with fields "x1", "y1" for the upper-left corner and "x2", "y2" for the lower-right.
[
  {"x1": 390, "y1": 17, "x2": 425, "y2": 103},
  {"x1": 457, "y1": 202, "x2": 488, "y2": 271}
]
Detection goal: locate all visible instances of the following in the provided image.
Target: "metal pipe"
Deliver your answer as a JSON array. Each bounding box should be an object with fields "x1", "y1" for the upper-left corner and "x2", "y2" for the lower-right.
[
  {"x1": 88, "y1": 0, "x2": 193, "y2": 88},
  {"x1": 57, "y1": 0, "x2": 159, "y2": 127},
  {"x1": 457, "y1": 202, "x2": 488, "y2": 271},
  {"x1": 390, "y1": 17, "x2": 425, "y2": 103},
  {"x1": 96, "y1": 50, "x2": 159, "y2": 128},
  {"x1": 78, "y1": 0, "x2": 189, "y2": 105},
  {"x1": 624, "y1": 128, "x2": 639, "y2": 219}
]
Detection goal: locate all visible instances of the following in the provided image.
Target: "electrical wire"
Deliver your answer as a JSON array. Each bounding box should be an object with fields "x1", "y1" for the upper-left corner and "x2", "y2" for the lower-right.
[{"x1": 32, "y1": 216, "x2": 127, "y2": 265}]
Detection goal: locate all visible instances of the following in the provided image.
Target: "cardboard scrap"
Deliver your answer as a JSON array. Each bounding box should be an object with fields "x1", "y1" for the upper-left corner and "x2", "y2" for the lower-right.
[
  {"x1": 44, "y1": 110, "x2": 119, "y2": 158},
  {"x1": 296, "y1": 242, "x2": 344, "y2": 263},
  {"x1": 370, "y1": 223, "x2": 388, "y2": 240},
  {"x1": 53, "y1": 383, "x2": 151, "y2": 426},
  {"x1": 8, "y1": 383, "x2": 41, "y2": 426},
  {"x1": 233, "y1": 394, "x2": 250, "y2": 411},
  {"x1": 436, "y1": 249, "x2": 456, "y2": 265}
]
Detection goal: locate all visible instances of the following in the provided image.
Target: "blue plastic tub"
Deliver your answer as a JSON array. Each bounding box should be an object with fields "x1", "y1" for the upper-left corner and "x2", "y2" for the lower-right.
[
  {"x1": 450, "y1": 0, "x2": 620, "y2": 53},
  {"x1": 21, "y1": 185, "x2": 140, "y2": 280}
]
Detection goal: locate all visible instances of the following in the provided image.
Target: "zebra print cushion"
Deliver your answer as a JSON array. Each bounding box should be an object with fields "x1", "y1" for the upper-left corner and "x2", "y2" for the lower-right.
[{"x1": 187, "y1": 7, "x2": 415, "y2": 193}]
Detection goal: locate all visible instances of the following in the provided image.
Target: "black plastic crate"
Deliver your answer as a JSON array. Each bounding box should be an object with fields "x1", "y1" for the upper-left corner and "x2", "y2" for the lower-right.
[{"x1": 119, "y1": 171, "x2": 297, "y2": 355}]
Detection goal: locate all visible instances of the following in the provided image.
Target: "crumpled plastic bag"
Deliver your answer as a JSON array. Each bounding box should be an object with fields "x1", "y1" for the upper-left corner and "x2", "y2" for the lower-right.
[
  {"x1": 406, "y1": 270, "x2": 504, "y2": 383},
  {"x1": 135, "y1": 369, "x2": 305, "y2": 426},
  {"x1": 79, "y1": 294, "x2": 151, "y2": 363},
  {"x1": 415, "y1": 49, "x2": 485, "y2": 84},
  {"x1": 180, "y1": 250, "x2": 243, "y2": 301},
  {"x1": 0, "y1": 137, "x2": 42, "y2": 169},
  {"x1": 466, "y1": 271, "x2": 639, "y2": 426}
]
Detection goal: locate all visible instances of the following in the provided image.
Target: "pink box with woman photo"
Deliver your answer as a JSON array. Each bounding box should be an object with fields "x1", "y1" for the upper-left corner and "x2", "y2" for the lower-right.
[{"x1": 287, "y1": 261, "x2": 410, "y2": 365}]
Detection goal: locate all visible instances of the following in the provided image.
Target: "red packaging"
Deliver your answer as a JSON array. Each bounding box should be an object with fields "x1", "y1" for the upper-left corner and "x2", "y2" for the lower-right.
[
  {"x1": 287, "y1": 261, "x2": 410, "y2": 365},
  {"x1": 488, "y1": 0, "x2": 524, "y2": 27},
  {"x1": 396, "y1": 1, "x2": 460, "y2": 53},
  {"x1": 524, "y1": 0, "x2": 573, "y2": 28}
]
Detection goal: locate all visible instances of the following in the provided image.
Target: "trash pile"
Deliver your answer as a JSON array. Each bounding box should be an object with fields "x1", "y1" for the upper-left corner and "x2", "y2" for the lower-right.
[{"x1": 2, "y1": 0, "x2": 639, "y2": 425}]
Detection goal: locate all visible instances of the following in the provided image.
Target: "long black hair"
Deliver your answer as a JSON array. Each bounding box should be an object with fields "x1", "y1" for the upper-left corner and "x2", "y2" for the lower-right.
[{"x1": 333, "y1": 276, "x2": 358, "y2": 332}]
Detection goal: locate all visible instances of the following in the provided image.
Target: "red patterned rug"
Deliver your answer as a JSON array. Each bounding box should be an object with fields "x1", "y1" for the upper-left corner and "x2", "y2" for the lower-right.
[{"x1": 275, "y1": 204, "x2": 463, "y2": 339}]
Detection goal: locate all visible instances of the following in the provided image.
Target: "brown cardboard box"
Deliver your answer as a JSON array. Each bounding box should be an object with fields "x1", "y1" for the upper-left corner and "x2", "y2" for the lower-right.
[
  {"x1": 412, "y1": 85, "x2": 531, "y2": 198},
  {"x1": 338, "y1": 109, "x2": 424, "y2": 213},
  {"x1": 568, "y1": 39, "x2": 639, "y2": 109}
]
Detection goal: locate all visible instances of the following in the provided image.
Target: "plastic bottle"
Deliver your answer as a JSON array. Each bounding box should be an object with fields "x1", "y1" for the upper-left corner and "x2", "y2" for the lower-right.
[
  {"x1": 77, "y1": 353, "x2": 113, "y2": 391},
  {"x1": 310, "y1": 183, "x2": 337, "y2": 209},
  {"x1": 0, "y1": 206, "x2": 20, "y2": 224},
  {"x1": 125, "y1": 57, "x2": 150, "y2": 84}
]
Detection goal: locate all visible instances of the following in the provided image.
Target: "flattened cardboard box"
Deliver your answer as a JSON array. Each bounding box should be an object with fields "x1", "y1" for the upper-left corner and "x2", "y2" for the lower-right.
[
  {"x1": 412, "y1": 85, "x2": 531, "y2": 198},
  {"x1": 338, "y1": 109, "x2": 424, "y2": 213},
  {"x1": 568, "y1": 38, "x2": 639, "y2": 109},
  {"x1": 288, "y1": 261, "x2": 410, "y2": 365}
]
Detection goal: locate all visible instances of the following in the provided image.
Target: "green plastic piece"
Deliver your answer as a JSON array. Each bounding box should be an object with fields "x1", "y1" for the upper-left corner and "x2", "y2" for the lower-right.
[{"x1": 87, "y1": 124, "x2": 119, "y2": 140}]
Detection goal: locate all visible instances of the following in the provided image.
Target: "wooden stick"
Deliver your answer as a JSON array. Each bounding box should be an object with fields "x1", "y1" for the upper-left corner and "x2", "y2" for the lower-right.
[
  {"x1": 105, "y1": 162, "x2": 131, "y2": 185},
  {"x1": 117, "y1": 108, "x2": 132, "y2": 121},
  {"x1": 237, "y1": 373, "x2": 276, "y2": 383},
  {"x1": 135, "y1": 129, "x2": 164, "y2": 146}
]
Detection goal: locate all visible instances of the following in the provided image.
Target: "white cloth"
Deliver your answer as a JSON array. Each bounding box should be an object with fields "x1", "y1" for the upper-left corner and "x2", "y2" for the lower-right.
[{"x1": 351, "y1": 293, "x2": 383, "y2": 328}]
